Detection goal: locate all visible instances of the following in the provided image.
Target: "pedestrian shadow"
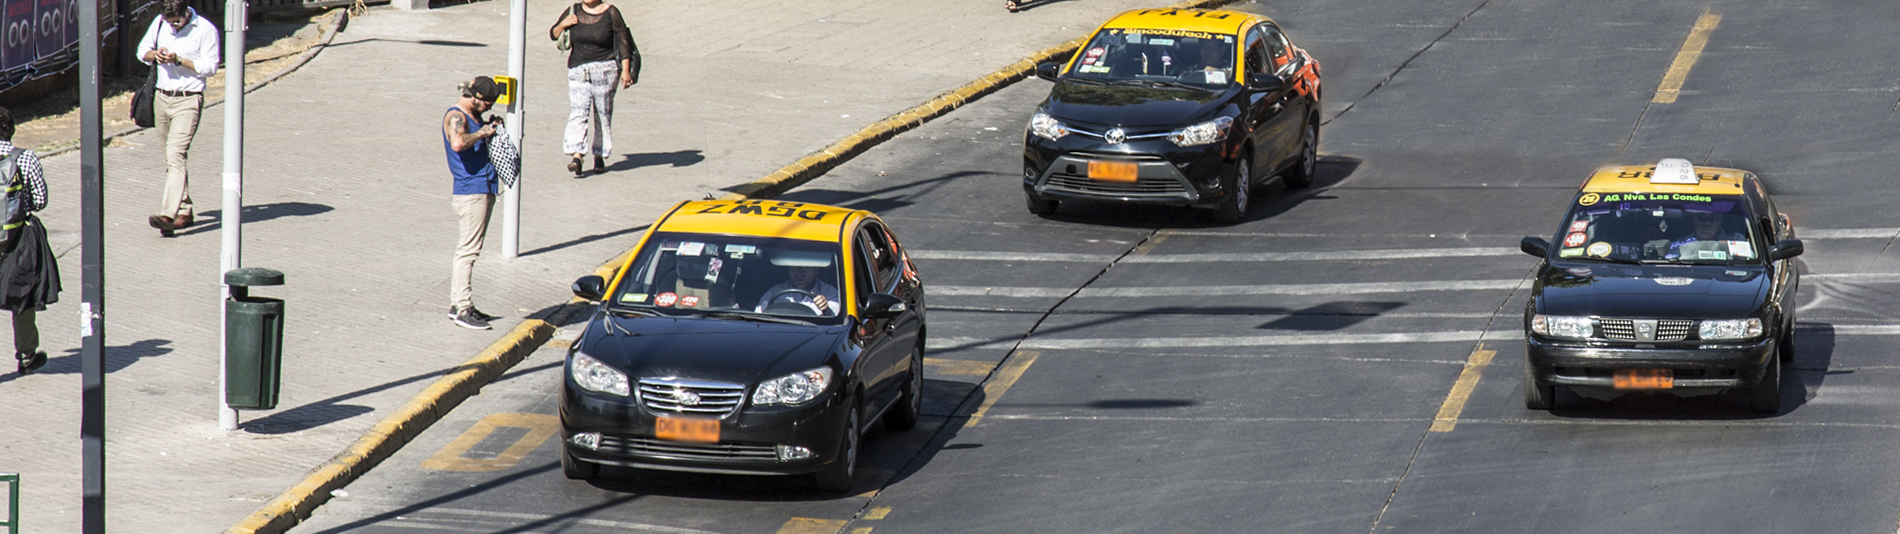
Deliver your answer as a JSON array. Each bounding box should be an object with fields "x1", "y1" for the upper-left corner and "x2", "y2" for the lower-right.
[
  {"x1": 174, "y1": 202, "x2": 335, "y2": 237},
  {"x1": 518, "y1": 223, "x2": 650, "y2": 258},
  {"x1": 0, "y1": 339, "x2": 173, "y2": 386},
  {"x1": 597, "y1": 150, "x2": 704, "y2": 175},
  {"x1": 240, "y1": 363, "x2": 454, "y2": 435},
  {"x1": 1006, "y1": 0, "x2": 1076, "y2": 13}
]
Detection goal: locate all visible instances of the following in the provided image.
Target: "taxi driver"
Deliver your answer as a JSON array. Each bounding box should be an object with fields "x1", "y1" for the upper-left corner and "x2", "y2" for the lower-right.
[
  {"x1": 1666, "y1": 210, "x2": 1745, "y2": 259},
  {"x1": 756, "y1": 265, "x2": 841, "y2": 315}
]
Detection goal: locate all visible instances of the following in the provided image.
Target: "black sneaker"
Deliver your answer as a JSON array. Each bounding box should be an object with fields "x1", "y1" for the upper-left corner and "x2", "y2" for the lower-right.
[
  {"x1": 452, "y1": 309, "x2": 492, "y2": 330},
  {"x1": 16, "y1": 350, "x2": 46, "y2": 374},
  {"x1": 448, "y1": 306, "x2": 499, "y2": 321}
]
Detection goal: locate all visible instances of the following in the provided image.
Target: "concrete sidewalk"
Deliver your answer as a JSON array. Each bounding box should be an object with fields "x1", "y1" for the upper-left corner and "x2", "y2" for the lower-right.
[{"x1": 0, "y1": 0, "x2": 1179, "y2": 531}]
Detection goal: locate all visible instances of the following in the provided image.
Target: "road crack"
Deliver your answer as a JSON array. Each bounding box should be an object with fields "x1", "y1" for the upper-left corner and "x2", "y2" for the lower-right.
[{"x1": 1325, "y1": 0, "x2": 1495, "y2": 126}]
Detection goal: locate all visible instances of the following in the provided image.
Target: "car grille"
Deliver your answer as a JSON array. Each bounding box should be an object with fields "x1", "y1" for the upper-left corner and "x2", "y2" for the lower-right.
[
  {"x1": 638, "y1": 378, "x2": 746, "y2": 417},
  {"x1": 1597, "y1": 319, "x2": 1695, "y2": 341},
  {"x1": 599, "y1": 434, "x2": 776, "y2": 461},
  {"x1": 1045, "y1": 173, "x2": 1189, "y2": 196}
]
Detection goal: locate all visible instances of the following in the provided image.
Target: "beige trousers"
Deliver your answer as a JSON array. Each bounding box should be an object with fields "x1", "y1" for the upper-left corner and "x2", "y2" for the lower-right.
[
  {"x1": 450, "y1": 194, "x2": 495, "y2": 312},
  {"x1": 153, "y1": 92, "x2": 202, "y2": 218}
]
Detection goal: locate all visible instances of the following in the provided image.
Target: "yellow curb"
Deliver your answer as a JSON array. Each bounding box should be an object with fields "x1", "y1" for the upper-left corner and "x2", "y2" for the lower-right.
[{"x1": 227, "y1": 1, "x2": 1241, "y2": 531}]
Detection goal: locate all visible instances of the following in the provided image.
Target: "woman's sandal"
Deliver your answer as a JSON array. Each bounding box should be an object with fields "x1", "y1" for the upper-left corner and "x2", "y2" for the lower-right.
[
  {"x1": 567, "y1": 155, "x2": 584, "y2": 176},
  {"x1": 1005, "y1": 0, "x2": 1020, "y2": 12}
]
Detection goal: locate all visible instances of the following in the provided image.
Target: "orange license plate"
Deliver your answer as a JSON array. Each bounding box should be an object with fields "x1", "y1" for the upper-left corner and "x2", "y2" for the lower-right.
[
  {"x1": 655, "y1": 416, "x2": 719, "y2": 443},
  {"x1": 1613, "y1": 369, "x2": 1673, "y2": 389},
  {"x1": 1088, "y1": 161, "x2": 1138, "y2": 182}
]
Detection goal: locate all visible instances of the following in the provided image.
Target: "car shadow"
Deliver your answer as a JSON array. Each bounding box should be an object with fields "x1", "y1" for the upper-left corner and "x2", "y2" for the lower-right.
[
  {"x1": 1038, "y1": 154, "x2": 1364, "y2": 228},
  {"x1": 1537, "y1": 322, "x2": 1833, "y2": 419}
]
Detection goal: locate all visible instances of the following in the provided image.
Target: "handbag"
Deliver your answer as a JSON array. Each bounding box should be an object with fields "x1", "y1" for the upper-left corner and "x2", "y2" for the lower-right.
[
  {"x1": 622, "y1": 21, "x2": 641, "y2": 84},
  {"x1": 555, "y1": 3, "x2": 577, "y2": 51},
  {"x1": 488, "y1": 122, "x2": 520, "y2": 189},
  {"x1": 130, "y1": 65, "x2": 156, "y2": 128}
]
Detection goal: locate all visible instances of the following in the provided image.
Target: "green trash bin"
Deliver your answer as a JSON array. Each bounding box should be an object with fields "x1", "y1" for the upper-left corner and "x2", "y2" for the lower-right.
[{"x1": 225, "y1": 268, "x2": 285, "y2": 410}]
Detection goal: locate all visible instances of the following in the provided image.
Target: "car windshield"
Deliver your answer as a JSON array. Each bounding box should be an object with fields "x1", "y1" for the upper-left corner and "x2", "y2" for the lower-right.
[
  {"x1": 1557, "y1": 192, "x2": 1760, "y2": 265},
  {"x1": 1068, "y1": 27, "x2": 1239, "y2": 89},
  {"x1": 609, "y1": 232, "x2": 846, "y2": 324}
]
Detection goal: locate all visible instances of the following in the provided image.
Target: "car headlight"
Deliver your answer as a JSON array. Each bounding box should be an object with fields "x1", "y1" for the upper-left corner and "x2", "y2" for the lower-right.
[
  {"x1": 569, "y1": 351, "x2": 630, "y2": 397},
  {"x1": 1168, "y1": 116, "x2": 1234, "y2": 147},
  {"x1": 1699, "y1": 318, "x2": 1763, "y2": 340},
  {"x1": 1531, "y1": 315, "x2": 1593, "y2": 339},
  {"x1": 1029, "y1": 111, "x2": 1069, "y2": 141},
  {"x1": 753, "y1": 366, "x2": 834, "y2": 406}
]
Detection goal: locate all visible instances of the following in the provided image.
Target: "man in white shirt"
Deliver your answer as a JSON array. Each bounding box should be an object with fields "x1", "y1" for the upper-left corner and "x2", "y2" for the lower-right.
[
  {"x1": 755, "y1": 266, "x2": 840, "y2": 316},
  {"x1": 136, "y1": 0, "x2": 220, "y2": 237}
]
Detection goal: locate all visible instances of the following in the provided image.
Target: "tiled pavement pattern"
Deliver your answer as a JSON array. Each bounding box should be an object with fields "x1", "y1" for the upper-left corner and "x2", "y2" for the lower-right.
[{"x1": 0, "y1": 0, "x2": 1170, "y2": 531}]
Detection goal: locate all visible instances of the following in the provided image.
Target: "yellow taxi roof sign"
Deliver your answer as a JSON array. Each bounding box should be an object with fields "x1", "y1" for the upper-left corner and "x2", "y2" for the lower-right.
[
  {"x1": 655, "y1": 200, "x2": 863, "y2": 243},
  {"x1": 1580, "y1": 160, "x2": 1749, "y2": 196},
  {"x1": 1102, "y1": 8, "x2": 1263, "y2": 35}
]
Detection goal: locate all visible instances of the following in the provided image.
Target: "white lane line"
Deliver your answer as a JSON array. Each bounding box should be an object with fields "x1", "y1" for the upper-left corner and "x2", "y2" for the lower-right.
[
  {"x1": 934, "y1": 280, "x2": 1522, "y2": 298},
  {"x1": 1802, "y1": 324, "x2": 1900, "y2": 335},
  {"x1": 986, "y1": 414, "x2": 1900, "y2": 430},
  {"x1": 910, "y1": 247, "x2": 1519, "y2": 264},
  {"x1": 1805, "y1": 273, "x2": 1900, "y2": 284},
  {"x1": 1799, "y1": 228, "x2": 1899, "y2": 239},
  {"x1": 1019, "y1": 331, "x2": 1490, "y2": 350},
  {"x1": 415, "y1": 508, "x2": 724, "y2": 533}
]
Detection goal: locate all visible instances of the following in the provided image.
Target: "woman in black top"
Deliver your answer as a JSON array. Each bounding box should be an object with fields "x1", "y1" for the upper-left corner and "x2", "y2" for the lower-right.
[{"x1": 550, "y1": 0, "x2": 635, "y2": 175}]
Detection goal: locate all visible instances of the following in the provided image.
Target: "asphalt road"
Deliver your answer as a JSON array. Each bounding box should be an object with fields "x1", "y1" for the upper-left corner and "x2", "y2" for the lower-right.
[{"x1": 293, "y1": 0, "x2": 1900, "y2": 532}]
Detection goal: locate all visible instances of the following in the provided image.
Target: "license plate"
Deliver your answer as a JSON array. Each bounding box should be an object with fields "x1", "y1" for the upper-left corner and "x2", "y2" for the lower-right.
[
  {"x1": 1087, "y1": 161, "x2": 1138, "y2": 182},
  {"x1": 1613, "y1": 368, "x2": 1673, "y2": 389},
  {"x1": 655, "y1": 416, "x2": 719, "y2": 443}
]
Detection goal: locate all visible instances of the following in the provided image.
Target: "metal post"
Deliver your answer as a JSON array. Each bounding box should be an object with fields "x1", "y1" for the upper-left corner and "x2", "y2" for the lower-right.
[
  {"x1": 217, "y1": 0, "x2": 246, "y2": 431},
  {"x1": 77, "y1": 0, "x2": 107, "y2": 526},
  {"x1": 499, "y1": 0, "x2": 525, "y2": 259},
  {"x1": 2, "y1": 473, "x2": 19, "y2": 534}
]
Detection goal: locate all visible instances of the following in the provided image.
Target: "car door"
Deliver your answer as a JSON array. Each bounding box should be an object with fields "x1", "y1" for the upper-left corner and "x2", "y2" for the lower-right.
[
  {"x1": 1250, "y1": 24, "x2": 1302, "y2": 174},
  {"x1": 851, "y1": 223, "x2": 906, "y2": 411},
  {"x1": 1750, "y1": 177, "x2": 1799, "y2": 329}
]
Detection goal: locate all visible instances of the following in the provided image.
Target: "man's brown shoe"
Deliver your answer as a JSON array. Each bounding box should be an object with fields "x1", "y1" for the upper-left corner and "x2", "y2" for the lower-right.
[
  {"x1": 148, "y1": 215, "x2": 176, "y2": 237},
  {"x1": 174, "y1": 214, "x2": 194, "y2": 229}
]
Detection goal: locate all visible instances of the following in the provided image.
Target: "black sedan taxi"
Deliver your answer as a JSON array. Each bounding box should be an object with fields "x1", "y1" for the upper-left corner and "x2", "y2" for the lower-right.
[
  {"x1": 1022, "y1": 8, "x2": 1322, "y2": 223},
  {"x1": 563, "y1": 199, "x2": 926, "y2": 492},
  {"x1": 1519, "y1": 159, "x2": 1802, "y2": 413}
]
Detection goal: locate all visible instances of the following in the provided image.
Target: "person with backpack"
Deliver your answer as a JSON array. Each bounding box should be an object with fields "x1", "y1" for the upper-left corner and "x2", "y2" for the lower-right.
[
  {"x1": 549, "y1": 0, "x2": 636, "y2": 176},
  {"x1": 0, "y1": 108, "x2": 57, "y2": 374}
]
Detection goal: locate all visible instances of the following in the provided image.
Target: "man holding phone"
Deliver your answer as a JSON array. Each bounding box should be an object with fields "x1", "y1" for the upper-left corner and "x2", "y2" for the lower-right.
[{"x1": 136, "y1": 0, "x2": 220, "y2": 237}]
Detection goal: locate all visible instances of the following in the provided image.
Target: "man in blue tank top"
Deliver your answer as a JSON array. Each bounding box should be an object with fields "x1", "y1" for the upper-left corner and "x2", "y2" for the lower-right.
[{"x1": 444, "y1": 77, "x2": 501, "y2": 330}]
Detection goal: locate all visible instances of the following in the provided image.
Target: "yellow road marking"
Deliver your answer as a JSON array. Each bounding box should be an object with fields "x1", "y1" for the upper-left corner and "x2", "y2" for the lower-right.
[
  {"x1": 925, "y1": 357, "x2": 993, "y2": 376},
  {"x1": 966, "y1": 351, "x2": 1040, "y2": 428},
  {"x1": 776, "y1": 518, "x2": 848, "y2": 534},
  {"x1": 863, "y1": 506, "x2": 892, "y2": 520},
  {"x1": 1131, "y1": 232, "x2": 1172, "y2": 256},
  {"x1": 1652, "y1": 9, "x2": 1721, "y2": 104},
  {"x1": 419, "y1": 413, "x2": 560, "y2": 472},
  {"x1": 850, "y1": 529, "x2": 874, "y2": 534},
  {"x1": 1430, "y1": 344, "x2": 1497, "y2": 433}
]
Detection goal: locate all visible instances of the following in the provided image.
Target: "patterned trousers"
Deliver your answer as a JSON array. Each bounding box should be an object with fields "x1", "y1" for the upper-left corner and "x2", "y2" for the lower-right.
[{"x1": 563, "y1": 60, "x2": 620, "y2": 157}]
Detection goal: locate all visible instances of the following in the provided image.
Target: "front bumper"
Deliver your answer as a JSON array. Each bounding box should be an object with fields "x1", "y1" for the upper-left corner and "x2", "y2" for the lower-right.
[
  {"x1": 559, "y1": 382, "x2": 850, "y2": 476},
  {"x1": 1526, "y1": 335, "x2": 1776, "y2": 390},
  {"x1": 1022, "y1": 132, "x2": 1230, "y2": 208}
]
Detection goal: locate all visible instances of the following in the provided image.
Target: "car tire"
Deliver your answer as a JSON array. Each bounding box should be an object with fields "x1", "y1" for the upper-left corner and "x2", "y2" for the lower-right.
[
  {"x1": 561, "y1": 446, "x2": 599, "y2": 480},
  {"x1": 1778, "y1": 315, "x2": 1796, "y2": 363},
  {"x1": 813, "y1": 401, "x2": 860, "y2": 493},
  {"x1": 1750, "y1": 357, "x2": 1782, "y2": 414},
  {"x1": 1523, "y1": 358, "x2": 1555, "y2": 410},
  {"x1": 883, "y1": 347, "x2": 923, "y2": 431},
  {"x1": 1213, "y1": 156, "x2": 1251, "y2": 224},
  {"x1": 1284, "y1": 119, "x2": 1318, "y2": 189},
  {"x1": 1025, "y1": 191, "x2": 1058, "y2": 215}
]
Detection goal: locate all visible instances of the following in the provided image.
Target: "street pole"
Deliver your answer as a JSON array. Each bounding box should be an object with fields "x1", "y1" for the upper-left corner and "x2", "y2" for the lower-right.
[
  {"x1": 500, "y1": 0, "x2": 524, "y2": 259},
  {"x1": 77, "y1": 0, "x2": 107, "y2": 526},
  {"x1": 218, "y1": 0, "x2": 247, "y2": 431}
]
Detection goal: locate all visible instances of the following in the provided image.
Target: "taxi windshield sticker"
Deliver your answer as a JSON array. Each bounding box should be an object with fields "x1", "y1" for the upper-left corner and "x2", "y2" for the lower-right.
[
  {"x1": 1592, "y1": 192, "x2": 1718, "y2": 204},
  {"x1": 1727, "y1": 240, "x2": 1755, "y2": 258},
  {"x1": 1559, "y1": 247, "x2": 1584, "y2": 258},
  {"x1": 1119, "y1": 28, "x2": 1230, "y2": 41},
  {"x1": 1578, "y1": 193, "x2": 1600, "y2": 206},
  {"x1": 677, "y1": 242, "x2": 705, "y2": 256},
  {"x1": 655, "y1": 292, "x2": 679, "y2": 307},
  {"x1": 1568, "y1": 221, "x2": 1589, "y2": 232},
  {"x1": 1586, "y1": 242, "x2": 1612, "y2": 257},
  {"x1": 1563, "y1": 232, "x2": 1588, "y2": 247},
  {"x1": 619, "y1": 293, "x2": 648, "y2": 304}
]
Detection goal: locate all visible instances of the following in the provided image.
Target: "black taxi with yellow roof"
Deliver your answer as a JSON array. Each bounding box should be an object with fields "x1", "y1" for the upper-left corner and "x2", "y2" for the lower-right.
[
  {"x1": 561, "y1": 199, "x2": 925, "y2": 491},
  {"x1": 1519, "y1": 159, "x2": 1803, "y2": 413},
  {"x1": 1023, "y1": 7, "x2": 1322, "y2": 223}
]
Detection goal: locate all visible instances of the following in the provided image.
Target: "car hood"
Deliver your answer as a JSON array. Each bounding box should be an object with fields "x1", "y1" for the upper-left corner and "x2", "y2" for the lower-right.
[
  {"x1": 576, "y1": 313, "x2": 846, "y2": 385},
  {"x1": 1045, "y1": 80, "x2": 1232, "y2": 127},
  {"x1": 1533, "y1": 263, "x2": 1769, "y2": 318}
]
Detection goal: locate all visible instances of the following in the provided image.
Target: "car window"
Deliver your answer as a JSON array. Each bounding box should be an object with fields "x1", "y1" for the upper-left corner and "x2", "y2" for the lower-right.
[
  {"x1": 858, "y1": 225, "x2": 899, "y2": 293},
  {"x1": 609, "y1": 232, "x2": 845, "y2": 322},
  {"x1": 1244, "y1": 27, "x2": 1268, "y2": 77},
  {"x1": 1260, "y1": 25, "x2": 1291, "y2": 72},
  {"x1": 1557, "y1": 192, "x2": 1761, "y2": 265},
  {"x1": 1069, "y1": 27, "x2": 1241, "y2": 88}
]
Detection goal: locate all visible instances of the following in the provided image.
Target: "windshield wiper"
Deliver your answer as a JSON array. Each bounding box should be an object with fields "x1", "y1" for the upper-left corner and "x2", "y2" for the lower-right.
[
  {"x1": 1579, "y1": 256, "x2": 1644, "y2": 266},
  {"x1": 1111, "y1": 79, "x2": 1204, "y2": 91},
  {"x1": 1064, "y1": 77, "x2": 1108, "y2": 86},
  {"x1": 702, "y1": 311, "x2": 812, "y2": 326}
]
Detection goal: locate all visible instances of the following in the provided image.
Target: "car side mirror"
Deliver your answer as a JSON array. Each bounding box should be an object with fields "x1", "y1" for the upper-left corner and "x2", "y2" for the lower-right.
[
  {"x1": 1246, "y1": 73, "x2": 1285, "y2": 93},
  {"x1": 1520, "y1": 236, "x2": 1550, "y2": 258},
  {"x1": 572, "y1": 275, "x2": 607, "y2": 302},
  {"x1": 862, "y1": 293, "x2": 907, "y2": 319},
  {"x1": 1035, "y1": 62, "x2": 1062, "y2": 82},
  {"x1": 1769, "y1": 238, "x2": 1804, "y2": 261}
]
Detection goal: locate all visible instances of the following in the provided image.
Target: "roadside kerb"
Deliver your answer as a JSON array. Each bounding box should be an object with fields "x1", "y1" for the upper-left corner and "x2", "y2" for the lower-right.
[
  {"x1": 226, "y1": 0, "x2": 1237, "y2": 531},
  {"x1": 42, "y1": 9, "x2": 347, "y2": 159}
]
